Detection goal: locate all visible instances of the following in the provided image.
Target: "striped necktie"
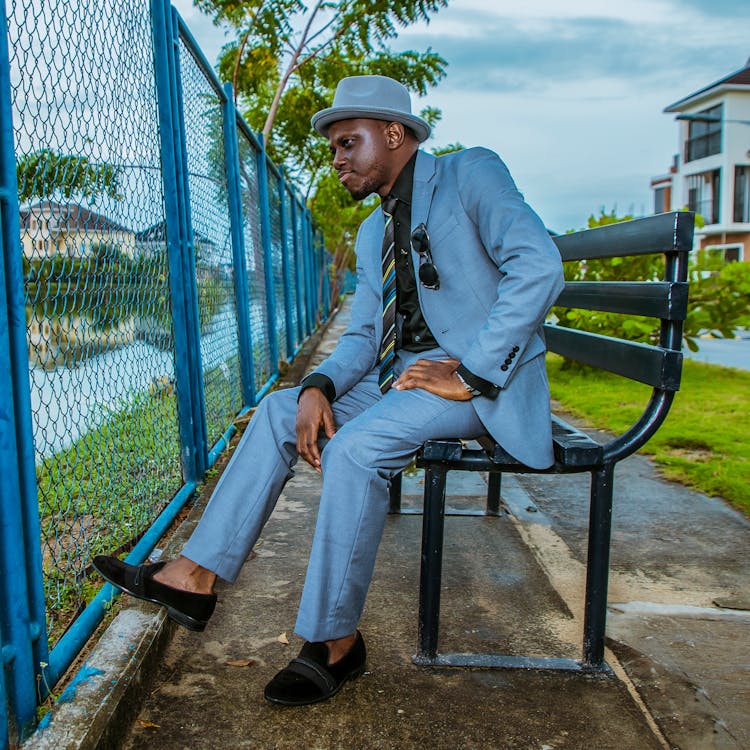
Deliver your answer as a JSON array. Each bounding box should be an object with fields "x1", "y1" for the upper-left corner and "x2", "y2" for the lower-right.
[{"x1": 378, "y1": 196, "x2": 398, "y2": 393}]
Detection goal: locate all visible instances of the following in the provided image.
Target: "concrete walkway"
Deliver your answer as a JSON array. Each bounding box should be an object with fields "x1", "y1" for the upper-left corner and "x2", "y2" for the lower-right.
[{"x1": 28, "y1": 298, "x2": 750, "y2": 750}]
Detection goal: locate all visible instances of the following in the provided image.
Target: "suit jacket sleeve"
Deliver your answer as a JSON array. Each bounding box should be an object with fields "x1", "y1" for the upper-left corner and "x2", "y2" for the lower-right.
[{"x1": 456, "y1": 148, "x2": 564, "y2": 388}]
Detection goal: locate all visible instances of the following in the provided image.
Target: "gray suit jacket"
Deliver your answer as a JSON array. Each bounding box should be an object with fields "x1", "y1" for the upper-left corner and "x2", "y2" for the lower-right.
[{"x1": 313, "y1": 147, "x2": 564, "y2": 469}]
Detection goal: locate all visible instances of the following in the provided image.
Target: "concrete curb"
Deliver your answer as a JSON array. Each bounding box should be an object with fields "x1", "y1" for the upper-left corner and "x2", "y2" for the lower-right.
[
  {"x1": 24, "y1": 481, "x2": 205, "y2": 750},
  {"x1": 28, "y1": 610, "x2": 173, "y2": 750},
  {"x1": 23, "y1": 516, "x2": 193, "y2": 750}
]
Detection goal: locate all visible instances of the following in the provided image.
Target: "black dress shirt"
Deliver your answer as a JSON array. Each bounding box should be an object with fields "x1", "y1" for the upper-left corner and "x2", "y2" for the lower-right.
[{"x1": 388, "y1": 151, "x2": 437, "y2": 352}]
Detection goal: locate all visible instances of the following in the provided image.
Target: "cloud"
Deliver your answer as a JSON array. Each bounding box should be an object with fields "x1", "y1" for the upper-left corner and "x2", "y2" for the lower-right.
[
  {"x1": 398, "y1": 8, "x2": 749, "y2": 96},
  {"x1": 403, "y1": 17, "x2": 644, "y2": 91},
  {"x1": 676, "y1": 0, "x2": 750, "y2": 17}
]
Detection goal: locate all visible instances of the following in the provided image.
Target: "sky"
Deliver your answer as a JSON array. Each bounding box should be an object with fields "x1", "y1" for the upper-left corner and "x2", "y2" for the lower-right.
[{"x1": 173, "y1": 0, "x2": 750, "y2": 233}]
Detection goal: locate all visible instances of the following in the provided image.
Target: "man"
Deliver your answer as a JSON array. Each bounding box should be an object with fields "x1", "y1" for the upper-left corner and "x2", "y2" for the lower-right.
[{"x1": 93, "y1": 75, "x2": 564, "y2": 706}]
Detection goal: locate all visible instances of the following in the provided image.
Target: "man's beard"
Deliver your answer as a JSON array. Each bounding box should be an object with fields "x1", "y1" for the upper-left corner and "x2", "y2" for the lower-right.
[
  {"x1": 343, "y1": 166, "x2": 386, "y2": 201},
  {"x1": 348, "y1": 185, "x2": 373, "y2": 201}
]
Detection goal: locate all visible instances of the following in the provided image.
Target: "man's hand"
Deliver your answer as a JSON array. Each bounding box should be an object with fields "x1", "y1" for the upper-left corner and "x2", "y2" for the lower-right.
[
  {"x1": 296, "y1": 387, "x2": 337, "y2": 472},
  {"x1": 393, "y1": 358, "x2": 473, "y2": 400}
]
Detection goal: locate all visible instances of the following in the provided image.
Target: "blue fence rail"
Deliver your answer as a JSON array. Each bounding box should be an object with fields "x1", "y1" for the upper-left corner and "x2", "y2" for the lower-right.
[{"x1": 0, "y1": 0, "x2": 332, "y2": 744}]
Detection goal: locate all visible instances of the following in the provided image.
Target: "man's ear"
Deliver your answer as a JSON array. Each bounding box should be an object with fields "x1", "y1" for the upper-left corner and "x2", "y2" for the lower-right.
[{"x1": 384, "y1": 122, "x2": 406, "y2": 150}]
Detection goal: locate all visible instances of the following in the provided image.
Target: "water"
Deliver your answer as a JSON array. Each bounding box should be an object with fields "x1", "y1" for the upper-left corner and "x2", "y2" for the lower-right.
[{"x1": 29, "y1": 304, "x2": 243, "y2": 459}]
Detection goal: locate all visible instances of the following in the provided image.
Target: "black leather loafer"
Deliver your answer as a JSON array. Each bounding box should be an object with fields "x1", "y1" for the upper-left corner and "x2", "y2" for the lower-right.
[
  {"x1": 264, "y1": 631, "x2": 366, "y2": 706},
  {"x1": 92, "y1": 555, "x2": 216, "y2": 631}
]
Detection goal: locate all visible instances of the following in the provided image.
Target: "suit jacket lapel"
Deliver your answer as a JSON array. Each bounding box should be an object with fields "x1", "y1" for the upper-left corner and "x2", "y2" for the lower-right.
[{"x1": 411, "y1": 150, "x2": 437, "y2": 232}]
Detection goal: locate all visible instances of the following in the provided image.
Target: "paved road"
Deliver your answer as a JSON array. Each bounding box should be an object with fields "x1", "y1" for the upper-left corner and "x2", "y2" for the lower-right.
[{"x1": 684, "y1": 331, "x2": 750, "y2": 371}]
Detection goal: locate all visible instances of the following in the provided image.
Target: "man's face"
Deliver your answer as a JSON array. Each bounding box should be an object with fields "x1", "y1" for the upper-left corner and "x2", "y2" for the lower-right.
[{"x1": 327, "y1": 119, "x2": 393, "y2": 201}]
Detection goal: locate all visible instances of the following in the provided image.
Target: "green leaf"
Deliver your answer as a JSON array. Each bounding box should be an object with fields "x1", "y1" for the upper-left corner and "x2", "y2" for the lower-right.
[{"x1": 16, "y1": 149, "x2": 122, "y2": 203}]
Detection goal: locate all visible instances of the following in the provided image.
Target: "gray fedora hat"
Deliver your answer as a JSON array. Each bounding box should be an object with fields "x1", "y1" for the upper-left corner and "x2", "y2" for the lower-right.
[{"x1": 311, "y1": 75, "x2": 431, "y2": 143}]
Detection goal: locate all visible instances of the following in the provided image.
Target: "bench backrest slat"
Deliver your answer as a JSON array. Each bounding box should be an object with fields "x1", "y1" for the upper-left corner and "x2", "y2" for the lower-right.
[
  {"x1": 556, "y1": 281, "x2": 688, "y2": 320},
  {"x1": 553, "y1": 212, "x2": 693, "y2": 262},
  {"x1": 543, "y1": 324, "x2": 683, "y2": 390}
]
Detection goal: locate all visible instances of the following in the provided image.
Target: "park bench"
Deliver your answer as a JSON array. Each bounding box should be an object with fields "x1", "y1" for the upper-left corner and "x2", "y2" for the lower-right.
[{"x1": 388, "y1": 210, "x2": 695, "y2": 674}]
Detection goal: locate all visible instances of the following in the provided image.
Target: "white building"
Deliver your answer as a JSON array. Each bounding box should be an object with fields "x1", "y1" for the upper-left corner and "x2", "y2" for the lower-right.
[
  {"x1": 19, "y1": 201, "x2": 135, "y2": 260},
  {"x1": 651, "y1": 56, "x2": 750, "y2": 261}
]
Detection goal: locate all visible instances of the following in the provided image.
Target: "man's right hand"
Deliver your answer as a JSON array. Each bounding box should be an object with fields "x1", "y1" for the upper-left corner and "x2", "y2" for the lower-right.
[{"x1": 296, "y1": 387, "x2": 337, "y2": 472}]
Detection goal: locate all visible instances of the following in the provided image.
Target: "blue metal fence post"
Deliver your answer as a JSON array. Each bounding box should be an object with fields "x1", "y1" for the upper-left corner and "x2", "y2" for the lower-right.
[
  {"x1": 150, "y1": 0, "x2": 203, "y2": 483},
  {"x1": 277, "y1": 169, "x2": 296, "y2": 358},
  {"x1": 300, "y1": 206, "x2": 309, "y2": 337},
  {"x1": 322, "y1": 235, "x2": 330, "y2": 320},
  {"x1": 255, "y1": 135, "x2": 279, "y2": 378},
  {"x1": 319, "y1": 230, "x2": 330, "y2": 320},
  {"x1": 312, "y1": 225, "x2": 321, "y2": 321},
  {"x1": 1, "y1": 3, "x2": 48, "y2": 740},
  {"x1": 0, "y1": 212, "x2": 39, "y2": 749},
  {"x1": 289, "y1": 194, "x2": 304, "y2": 345},
  {"x1": 299, "y1": 207, "x2": 311, "y2": 337},
  {"x1": 222, "y1": 83, "x2": 255, "y2": 407},
  {"x1": 314, "y1": 232, "x2": 323, "y2": 321},
  {"x1": 0, "y1": 647, "x2": 8, "y2": 750},
  {"x1": 170, "y1": 6, "x2": 208, "y2": 477},
  {"x1": 327, "y1": 250, "x2": 334, "y2": 312}
]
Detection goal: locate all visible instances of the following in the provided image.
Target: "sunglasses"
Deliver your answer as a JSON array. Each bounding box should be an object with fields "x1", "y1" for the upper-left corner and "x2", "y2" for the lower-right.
[{"x1": 410, "y1": 223, "x2": 440, "y2": 290}]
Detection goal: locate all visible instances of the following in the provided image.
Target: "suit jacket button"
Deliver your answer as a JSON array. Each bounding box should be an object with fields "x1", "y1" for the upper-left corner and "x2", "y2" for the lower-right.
[
  {"x1": 512, "y1": 345, "x2": 520, "y2": 352},
  {"x1": 504, "y1": 358, "x2": 512, "y2": 365},
  {"x1": 509, "y1": 351, "x2": 516, "y2": 359},
  {"x1": 501, "y1": 364, "x2": 509, "y2": 371}
]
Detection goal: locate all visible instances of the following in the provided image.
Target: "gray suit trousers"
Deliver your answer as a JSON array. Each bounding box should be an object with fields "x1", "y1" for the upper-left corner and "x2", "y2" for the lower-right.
[{"x1": 181, "y1": 349, "x2": 485, "y2": 642}]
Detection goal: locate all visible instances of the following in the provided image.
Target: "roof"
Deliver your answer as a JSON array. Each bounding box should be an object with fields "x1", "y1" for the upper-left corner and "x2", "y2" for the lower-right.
[
  {"x1": 665, "y1": 56, "x2": 750, "y2": 112},
  {"x1": 135, "y1": 220, "x2": 167, "y2": 242},
  {"x1": 19, "y1": 201, "x2": 131, "y2": 234}
]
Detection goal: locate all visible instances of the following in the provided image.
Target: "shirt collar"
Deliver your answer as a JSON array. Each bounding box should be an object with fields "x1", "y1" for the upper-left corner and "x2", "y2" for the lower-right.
[{"x1": 382, "y1": 150, "x2": 417, "y2": 207}]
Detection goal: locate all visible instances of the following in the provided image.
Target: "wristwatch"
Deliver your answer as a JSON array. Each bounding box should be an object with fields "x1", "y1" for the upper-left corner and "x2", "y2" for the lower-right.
[{"x1": 454, "y1": 370, "x2": 481, "y2": 397}]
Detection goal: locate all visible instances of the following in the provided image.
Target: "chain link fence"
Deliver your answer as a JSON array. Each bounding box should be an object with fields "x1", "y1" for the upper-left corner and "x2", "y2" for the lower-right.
[
  {"x1": 268, "y1": 168, "x2": 290, "y2": 361},
  {"x1": 237, "y1": 125, "x2": 276, "y2": 391},
  {"x1": 178, "y1": 35, "x2": 243, "y2": 447},
  {"x1": 0, "y1": 0, "x2": 331, "y2": 741},
  {"x1": 8, "y1": 0, "x2": 184, "y2": 642}
]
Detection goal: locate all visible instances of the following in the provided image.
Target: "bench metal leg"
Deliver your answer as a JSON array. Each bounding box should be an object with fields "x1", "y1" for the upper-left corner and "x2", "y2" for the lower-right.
[
  {"x1": 412, "y1": 460, "x2": 612, "y2": 675},
  {"x1": 416, "y1": 464, "x2": 448, "y2": 661},
  {"x1": 582, "y1": 463, "x2": 615, "y2": 668},
  {"x1": 388, "y1": 471, "x2": 402, "y2": 514},
  {"x1": 487, "y1": 472, "x2": 501, "y2": 515}
]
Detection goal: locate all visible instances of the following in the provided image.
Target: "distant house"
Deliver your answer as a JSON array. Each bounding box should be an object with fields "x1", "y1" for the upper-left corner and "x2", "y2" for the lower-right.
[
  {"x1": 19, "y1": 201, "x2": 135, "y2": 260},
  {"x1": 651, "y1": 56, "x2": 750, "y2": 261},
  {"x1": 133, "y1": 220, "x2": 169, "y2": 258}
]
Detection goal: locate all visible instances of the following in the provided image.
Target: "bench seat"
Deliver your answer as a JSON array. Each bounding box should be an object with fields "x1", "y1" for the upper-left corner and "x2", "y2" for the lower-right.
[{"x1": 421, "y1": 414, "x2": 604, "y2": 471}]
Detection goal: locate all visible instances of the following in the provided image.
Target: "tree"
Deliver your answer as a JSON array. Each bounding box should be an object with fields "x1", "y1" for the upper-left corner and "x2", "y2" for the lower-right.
[
  {"x1": 200, "y1": 0, "x2": 447, "y2": 140},
  {"x1": 198, "y1": 0, "x2": 450, "y2": 304},
  {"x1": 554, "y1": 209, "x2": 750, "y2": 352},
  {"x1": 16, "y1": 149, "x2": 121, "y2": 203}
]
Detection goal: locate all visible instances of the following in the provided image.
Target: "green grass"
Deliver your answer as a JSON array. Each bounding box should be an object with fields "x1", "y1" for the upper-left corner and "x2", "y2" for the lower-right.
[
  {"x1": 37, "y1": 354, "x2": 247, "y2": 646},
  {"x1": 37, "y1": 388, "x2": 182, "y2": 645},
  {"x1": 546, "y1": 354, "x2": 750, "y2": 517}
]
